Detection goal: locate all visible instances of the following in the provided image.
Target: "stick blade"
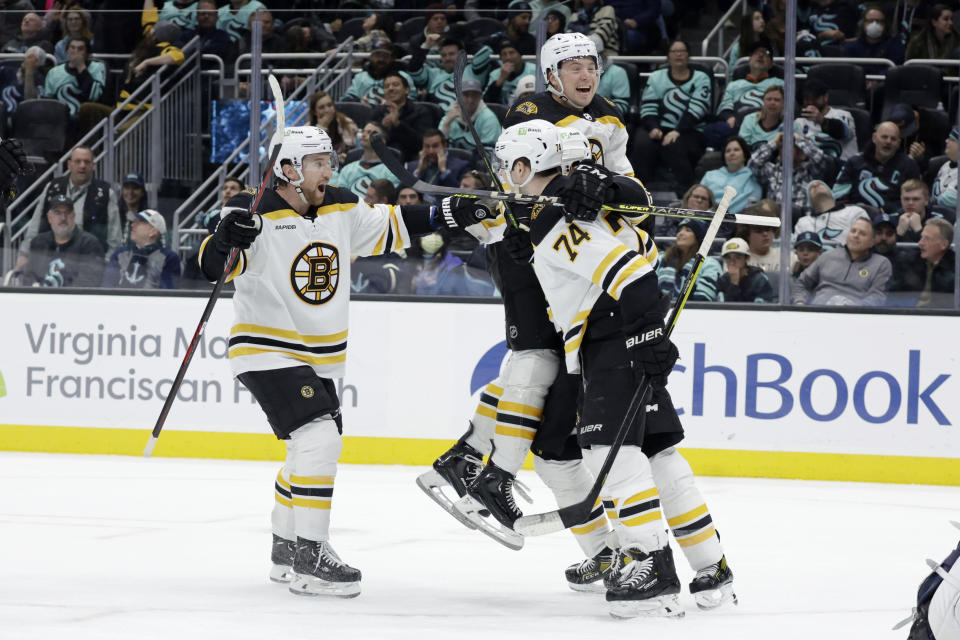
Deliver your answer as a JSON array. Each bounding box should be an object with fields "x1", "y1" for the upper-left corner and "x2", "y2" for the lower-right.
[
  {"x1": 268, "y1": 74, "x2": 284, "y2": 132},
  {"x1": 143, "y1": 435, "x2": 158, "y2": 458},
  {"x1": 513, "y1": 510, "x2": 565, "y2": 537}
]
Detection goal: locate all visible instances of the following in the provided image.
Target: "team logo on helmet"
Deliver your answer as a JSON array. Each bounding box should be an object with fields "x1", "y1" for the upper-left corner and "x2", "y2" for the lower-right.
[{"x1": 290, "y1": 242, "x2": 340, "y2": 305}]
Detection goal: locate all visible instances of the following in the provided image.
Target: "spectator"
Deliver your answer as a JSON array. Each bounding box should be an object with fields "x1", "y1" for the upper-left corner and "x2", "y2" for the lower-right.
[
  {"x1": 727, "y1": 10, "x2": 767, "y2": 68},
  {"x1": 842, "y1": 6, "x2": 906, "y2": 66},
  {"x1": 895, "y1": 179, "x2": 950, "y2": 242},
  {"x1": 409, "y1": 8, "x2": 460, "y2": 54},
  {"x1": 791, "y1": 230, "x2": 823, "y2": 279},
  {"x1": 217, "y1": 0, "x2": 266, "y2": 45},
  {"x1": 3, "y1": 45, "x2": 45, "y2": 113},
  {"x1": 508, "y1": 74, "x2": 536, "y2": 108},
  {"x1": 17, "y1": 195, "x2": 105, "y2": 287},
  {"x1": 407, "y1": 128, "x2": 470, "y2": 190},
  {"x1": 350, "y1": 13, "x2": 394, "y2": 53},
  {"x1": 440, "y1": 76, "x2": 501, "y2": 157},
  {"x1": 596, "y1": 54, "x2": 630, "y2": 118},
  {"x1": 568, "y1": 0, "x2": 620, "y2": 57},
  {"x1": 351, "y1": 253, "x2": 409, "y2": 294},
  {"x1": 487, "y1": 0, "x2": 536, "y2": 55},
  {"x1": 0, "y1": 0, "x2": 35, "y2": 48},
  {"x1": 832, "y1": 122, "x2": 921, "y2": 212},
  {"x1": 531, "y1": 0, "x2": 573, "y2": 26},
  {"x1": 906, "y1": 4, "x2": 959, "y2": 61},
  {"x1": 717, "y1": 236, "x2": 775, "y2": 302},
  {"x1": 460, "y1": 169, "x2": 491, "y2": 190},
  {"x1": 931, "y1": 127, "x2": 957, "y2": 209},
  {"x1": 543, "y1": 8, "x2": 566, "y2": 38},
  {"x1": 370, "y1": 73, "x2": 437, "y2": 163},
  {"x1": 794, "y1": 77, "x2": 858, "y2": 160},
  {"x1": 198, "y1": 176, "x2": 244, "y2": 231},
  {"x1": 184, "y1": 0, "x2": 237, "y2": 66},
  {"x1": 710, "y1": 40, "x2": 782, "y2": 149},
  {"x1": 606, "y1": 0, "x2": 661, "y2": 54},
  {"x1": 21, "y1": 146, "x2": 121, "y2": 258},
  {"x1": 408, "y1": 37, "x2": 490, "y2": 111},
  {"x1": 889, "y1": 103, "x2": 944, "y2": 172},
  {"x1": 870, "y1": 211, "x2": 913, "y2": 292},
  {"x1": 41, "y1": 36, "x2": 106, "y2": 118},
  {"x1": 738, "y1": 84, "x2": 784, "y2": 149},
  {"x1": 792, "y1": 217, "x2": 891, "y2": 305},
  {"x1": 738, "y1": 200, "x2": 795, "y2": 273},
  {"x1": 119, "y1": 172, "x2": 148, "y2": 228},
  {"x1": 807, "y1": 0, "x2": 858, "y2": 44},
  {"x1": 484, "y1": 39, "x2": 537, "y2": 106},
  {"x1": 118, "y1": 21, "x2": 185, "y2": 111},
  {"x1": 634, "y1": 40, "x2": 712, "y2": 192},
  {"x1": 748, "y1": 132, "x2": 828, "y2": 217},
  {"x1": 308, "y1": 90, "x2": 358, "y2": 166},
  {"x1": 701, "y1": 136, "x2": 762, "y2": 214},
  {"x1": 902, "y1": 218, "x2": 955, "y2": 308},
  {"x1": 365, "y1": 178, "x2": 397, "y2": 206},
  {"x1": 247, "y1": 10, "x2": 284, "y2": 54},
  {"x1": 101, "y1": 209, "x2": 180, "y2": 289},
  {"x1": 397, "y1": 186, "x2": 422, "y2": 206},
  {"x1": 410, "y1": 229, "x2": 491, "y2": 296},
  {"x1": 657, "y1": 183, "x2": 716, "y2": 237},
  {"x1": 794, "y1": 179, "x2": 870, "y2": 245},
  {"x1": 332, "y1": 121, "x2": 400, "y2": 199},
  {"x1": 341, "y1": 39, "x2": 416, "y2": 105},
  {"x1": 657, "y1": 218, "x2": 722, "y2": 301},
  {"x1": 3, "y1": 12, "x2": 53, "y2": 54},
  {"x1": 155, "y1": 0, "x2": 198, "y2": 30},
  {"x1": 53, "y1": 8, "x2": 93, "y2": 63}
]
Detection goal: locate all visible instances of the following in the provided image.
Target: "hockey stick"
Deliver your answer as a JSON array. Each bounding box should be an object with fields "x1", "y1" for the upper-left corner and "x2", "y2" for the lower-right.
[
  {"x1": 513, "y1": 186, "x2": 736, "y2": 536},
  {"x1": 144, "y1": 76, "x2": 285, "y2": 457}
]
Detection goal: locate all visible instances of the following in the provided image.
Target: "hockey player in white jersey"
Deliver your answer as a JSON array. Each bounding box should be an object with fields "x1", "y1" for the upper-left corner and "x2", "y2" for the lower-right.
[{"x1": 199, "y1": 126, "x2": 443, "y2": 598}]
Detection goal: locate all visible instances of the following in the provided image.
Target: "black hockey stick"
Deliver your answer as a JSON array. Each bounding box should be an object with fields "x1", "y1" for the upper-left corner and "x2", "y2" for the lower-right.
[
  {"x1": 513, "y1": 186, "x2": 737, "y2": 537},
  {"x1": 143, "y1": 77, "x2": 285, "y2": 457}
]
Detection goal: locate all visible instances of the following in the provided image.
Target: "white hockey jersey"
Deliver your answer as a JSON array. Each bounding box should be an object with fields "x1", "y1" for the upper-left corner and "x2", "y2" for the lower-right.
[
  {"x1": 794, "y1": 106, "x2": 858, "y2": 160},
  {"x1": 199, "y1": 187, "x2": 411, "y2": 379}
]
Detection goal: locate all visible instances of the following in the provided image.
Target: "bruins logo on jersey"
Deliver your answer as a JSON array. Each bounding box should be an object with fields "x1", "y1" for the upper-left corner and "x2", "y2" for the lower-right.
[
  {"x1": 515, "y1": 101, "x2": 538, "y2": 115},
  {"x1": 588, "y1": 137, "x2": 605, "y2": 165},
  {"x1": 290, "y1": 242, "x2": 340, "y2": 305}
]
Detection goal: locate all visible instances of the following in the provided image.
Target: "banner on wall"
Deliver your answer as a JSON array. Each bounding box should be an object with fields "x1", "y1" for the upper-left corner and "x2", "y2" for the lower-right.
[{"x1": 0, "y1": 293, "x2": 957, "y2": 459}]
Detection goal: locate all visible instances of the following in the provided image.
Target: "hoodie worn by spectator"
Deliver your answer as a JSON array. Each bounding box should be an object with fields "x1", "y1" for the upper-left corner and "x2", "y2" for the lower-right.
[
  {"x1": 791, "y1": 245, "x2": 891, "y2": 305},
  {"x1": 22, "y1": 226, "x2": 105, "y2": 287},
  {"x1": 718, "y1": 264, "x2": 774, "y2": 302},
  {"x1": 102, "y1": 240, "x2": 181, "y2": 289},
  {"x1": 748, "y1": 135, "x2": 827, "y2": 213},
  {"x1": 43, "y1": 57, "x2": 106, "y2": 117},
  {"x1": 567, "y1": 0, "x2": 620, "y2": 57},
  {"x1": 832, "y1": 141, "x2": 921, "y2": 213},
  {"x1": 216, "y1": 0, "x2": 265, "y2": 44}
]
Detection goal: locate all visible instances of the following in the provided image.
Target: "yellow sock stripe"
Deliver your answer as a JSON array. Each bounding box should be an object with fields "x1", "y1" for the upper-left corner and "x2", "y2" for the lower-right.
[
  {"x1": 494, "y1": 425, "x2": 536, "y2": 440},
  {"x1": 289, "y1": 475, "x2": 335, "y2": 486},
  {"x1": 621, "y1": 487, "x2": 659, "y2": 507},
  {"x1": 291, "y1": 497, "x2": 332, "y2": 509},
  {"x1": 571, "y1": 517, "x2": 608, "y2": 536},
  {"x1": 485, "y1": 383, "x2": 504, "y2": 396},
  {"x1": 477, "y1": 404, "x2": 497, "y2": 419},
  {"x1": 496, "y1": 401, "x2": 544, "y2": 419},
  {"x1": 666, "y1": 503, "x2": 708, "y2": 528},
  {"x1": 604, "y1": 509, "x2": 618, "y2": 520},
  {"x1": 620, "y1": 510, "x2": 662, "y2": 528},
  {"x1": 275, "y1": 470, "x2": 290, "y2": 490},
  {"x1": 275, "y1": 494, "x2": 292, "y2": 508},
  {"x1": 676, "y1": 525, "x2": 717, "y2": 548}
]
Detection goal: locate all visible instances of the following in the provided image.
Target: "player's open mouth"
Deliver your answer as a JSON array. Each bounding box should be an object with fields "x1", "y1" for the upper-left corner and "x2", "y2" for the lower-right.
[
  {"x1": 576, "y1": 86, "x2": 591, "y2": 95},
  {"x1": 318, "y1": 184, "x2": 326, "y2": 198}
]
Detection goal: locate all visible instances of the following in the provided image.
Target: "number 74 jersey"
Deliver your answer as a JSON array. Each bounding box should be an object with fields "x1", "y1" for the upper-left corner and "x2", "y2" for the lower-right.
[{"x1": 529, "y1": 204, "x2": 660, "y2": 374}]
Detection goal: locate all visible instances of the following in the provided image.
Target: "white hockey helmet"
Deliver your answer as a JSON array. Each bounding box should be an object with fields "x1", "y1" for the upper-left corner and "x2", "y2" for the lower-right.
[
  {"x1": 269, "y1": 125, "x2": 337, "y2": 190},
  {"x1": 493, "y1": 119, "x2": 591, "y2": 189},
  {"x1": 540, "y1": 33, "x2": 602, "y2": 97}
]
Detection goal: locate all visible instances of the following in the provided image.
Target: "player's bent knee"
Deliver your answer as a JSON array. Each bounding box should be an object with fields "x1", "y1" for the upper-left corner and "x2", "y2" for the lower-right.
[
  {"x1": 501, "y1": 349, "x2": 560, "y2": 390},
  {"x1": 582, "y1": 445, "x2": 651, "y2": 495}
]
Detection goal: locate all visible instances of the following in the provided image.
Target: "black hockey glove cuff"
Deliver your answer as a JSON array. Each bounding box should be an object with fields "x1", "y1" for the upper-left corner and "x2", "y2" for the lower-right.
[
  {"x1": 503, "y1": 223, "x2": 533, "y2": 264},
  {"x1": 560, "y1": 162, "x2": 616, "y2": 222},
  {"x1": 439, "y1": 195, "x2": 497, "y2": 230},
  {"x1": 624, "y1": 321, "x2": 678, "y2": 387},
  {"x1": 214, "y1": 208, "x2": 262, "y2": 252}
]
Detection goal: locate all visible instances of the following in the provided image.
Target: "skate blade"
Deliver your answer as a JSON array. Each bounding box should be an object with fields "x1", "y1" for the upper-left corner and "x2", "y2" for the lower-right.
[
  {"x1": 694, "y1": 582, "x2": 738, "y2": 610},
  {"x1": 567, "y1": 580, "x2": 606, "y2": 594},
  {"x1": 608, "y1": 594, "x2": 684, "y2": 619},
  {"x1": 453, "y1": 495, "x2": 524, "y2": 551},
  {"x1": 288, "y1": 574, "x2": 361, "y2": 598},
  {"x1": 415, "y1": 469, "x2": 478, "y2": 530},
  {"x1": 269, "y1": 564, "x2": 294, "y2": 584}
]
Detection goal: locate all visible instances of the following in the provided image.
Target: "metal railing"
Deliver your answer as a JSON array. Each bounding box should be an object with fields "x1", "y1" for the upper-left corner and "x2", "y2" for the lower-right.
[
  {"x1": 700, "y1": 0, "x2": 749, "y2": 57},
  {"x1": 172, "y1": 38, "x2": 356, "y2": 254},
  {"x1": 904, "y1": 58, "x2": 960, "y2": 83},
  {"x1": 1, "y1": 36, "x2": 202, "y2": 274},
  {"x1": 732, "y1": 56, "x2": 898, "y2": 81}
]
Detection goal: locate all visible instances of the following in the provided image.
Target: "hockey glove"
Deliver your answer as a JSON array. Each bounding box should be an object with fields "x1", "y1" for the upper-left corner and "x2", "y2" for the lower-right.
[
  {"x1": 214, "y1": 208, "x2": 262, "y2": 252},
  {"x1": 624, "y1": 320, "x2": 678, "y2": 387},
  {"x1": 559, "y1": 162, "x2": 615, "y2": 222},
  {"x1": 0, "y1": 138, "x2": 27, "y2": 192},
  {"x1": 503, "y1": 222, "x2": 533, "y2": 264},
  {"x1": 439, "y1": 196, "x2": 498, "y2": 230}
]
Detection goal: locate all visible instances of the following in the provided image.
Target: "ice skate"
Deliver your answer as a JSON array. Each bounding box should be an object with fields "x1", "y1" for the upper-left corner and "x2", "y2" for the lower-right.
[
  {"x1": 288, "y1": 538, "x2": 361, "y2": 598},
  {"x1": 269, "y1": 534, "x2": 296, "y2": 584},
  {"x1": 565, "y1": 546, "x2": 618, "y2": 593},
  {"x1": 606, "y1": 545, "x2": 683, "y2": 619},
  {"x1": 453, "y1": 462, "x2": 530, "y2": 550},
  {"x1": 416, "y1": 436, "x2": 485, "y2": 530},
  {"x1": 689, "y1": 555, "x2": 737, "y2": 610}
]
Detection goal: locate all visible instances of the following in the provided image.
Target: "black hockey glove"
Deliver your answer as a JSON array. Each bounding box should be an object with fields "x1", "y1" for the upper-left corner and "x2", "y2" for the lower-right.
[
  {"x1": 503, "y1": 222, "x2": 533, "y2": 264},
  {"x1": 438, "y1": 195, "x2": 498, "y2": 230},
  {"x1": 624, "y1": 316, "x2": 678, "y2": 387},
  {"x1": 559, "y1": 162, "x2": 616, "y2": 222},
  {"x1": 0, "y1": 138, "x2": 27, "y2": 192},
  {"x1": 213, "y1": 207, "x2": 262, "y2": 252}
]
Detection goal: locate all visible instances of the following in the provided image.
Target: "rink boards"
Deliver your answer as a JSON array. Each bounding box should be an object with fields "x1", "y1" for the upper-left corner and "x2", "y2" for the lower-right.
[{"x1": 1, "y1": 292, "x2": 958, "y2": 485}]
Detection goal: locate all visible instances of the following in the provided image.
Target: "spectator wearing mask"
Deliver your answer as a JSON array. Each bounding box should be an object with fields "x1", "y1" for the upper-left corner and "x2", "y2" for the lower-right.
[
  {"x1": 568, "y1": 0, "x2": 620, "y2": 57},
  {"x1": 895, "y1": 179, "x2": 951, "y2": 242},
  {"x1": 906, "y1": 4, "x2": 959, "y2": 61},
  {"x1": 795, "y1": 179, "x2": 870, "y2": 245},
  {"x1": 440, "y1": 76, "x2": 501, "y2": 157},
  {"x1": 341, "y1": 39, "x2": 416, "y2": 105},
  {"x1": 794, "y1": 78, "x2": 857, "y2": 160},
  {"x1": 42, "y1": 36, "x2": 106, "y2": 118},
  {"x1": 407, "y1": 129, "x2": 470, "y2": 190},
  {"x1": 717, "y1": 236, "x2": 775, "y2": 303},
  {"x1": 843, "y1": 6, "x2": 906, "y2": 67},
  {"x1": 931, "y1": 127, "x2": 957, "y2": 210},
  {"x1": 738, "y1": 84, "x2": 784, "y2": 149},
  {"x1": 657, "y1": 218, "x2": 722, "y2": 301},
  {"x1": 791, "y1": 231, "x2": 823, "y2": 279},
  {"x1": 410, "y1": 229, "x2": 490, "y2": 296},
  {"x1": 3, "y1": 12, "x2": 53, "y2": 54},
  {"x1": 484, "y1": 39, "x2": 537, "y2": 107},
  {"x1": 902, "y1": 218, "x2": 955, "y2": 308},
  {"x1": 53, "y1": 8, "x2": 93, "y2": 63},
  {"x1": 700, "y1": 136, "x2": 762, "y2": 214},
  {"x1": 308, "y1": 90, "x2": 358, "y2": 166},
  {"x1": 832, "y1": 122, "x2": 921, "y2": 213},
  {"x1": 748, "y1": 132, "x2": 828, "y2": 218},
  {"x1": 331, "y1": 122, "x2": 400, "y2": 199},
  {"x1": 102, "y1": 209, "x2": 180, "y2": 289},
  {"x1": 16, "y1": 195, "x2": 105, "y2": 287},
  {"x1": 792, "y1": 217, "x2": 891, "y2": 306}
]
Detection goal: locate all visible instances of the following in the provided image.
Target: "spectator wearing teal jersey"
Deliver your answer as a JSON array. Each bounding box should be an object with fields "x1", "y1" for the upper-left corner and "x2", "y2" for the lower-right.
[
  {"x1": 440, "y1": 76, "x2": 502, "y2": 158},
  {"x1": 700, "y1": 136, "x2": 763, "y2": 214},
  {"x1": 156, "y1": 0, "x2": 198, "y2": 30},
  {"x1": 706, "y1": 40, "x2": 782, "y2": 149},
  {"x1": 657, "y1": 217, "x2": 722, "y2": 301},
  {"x1": 330, "y1": 121, "x2": 400, "y2": 199},
  {"x1": 407, "y1": 36, "x2": 492, "y2": 110},
  {"x1": 483, "y1": 39, "x2": 537, "y2": 106},
  {"x1": 341, "y1": 39, "x2": 417, "y2": 105},
  {"x1": 217, "y1": 0, "x2": 265, "y2": 45},
  {"x1": 596, "y1": 57, "x2": 629, "y2": 119},
  {"x1": 42, "y1": 36, "x2": 106, "y2": 117},
  {"x1": 738, "y1": 84, "x2": 783, "y2": 149},
  {"x1": 632, "y1": 39, "x2": 712, "y2": 191}
]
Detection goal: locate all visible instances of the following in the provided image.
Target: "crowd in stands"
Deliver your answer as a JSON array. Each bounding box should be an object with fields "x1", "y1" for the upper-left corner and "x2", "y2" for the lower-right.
[{"x1": 0, "y1": 0, "x2": 958, "y2": 309}]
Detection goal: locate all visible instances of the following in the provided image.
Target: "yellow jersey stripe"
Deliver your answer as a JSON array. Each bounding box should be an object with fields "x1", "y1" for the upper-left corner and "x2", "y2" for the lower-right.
[
  {"x1": 289, "y1": 475, "x2": 335, "y2": 485},
  {"x1": 573, "y1": 309, "x2": 590, "y2": 323},
  {"x1": 291, "y1": 498, "x2": 332, "y2": 509},
  {"x1": 666, "y1": 503, "x2": 708, "y2": 528},
  {"x1": 609, "y1": 256, "x2": 651, "y2": 300},
  {"x1": 316, "y1": 202, "x2": 354, "y2": 216},
  {"x1": 389, "y1": 205, "x2": 403, "y2": 251},
  {"x1": 622, "y1": 487, "x2": 659, "y2": 507},
  {"x1": 494, "y1": 425, "x2": 536, "y2": 440},
  {"x1": 372, "y1": 230, "x2": 386, "y2": 256},
  {"x1": 563, "y1": 327, "x2": 585, "y2": 354},
  {"x1": 477, "y1": 405, "x2": 497, "y2": 420},
  {"x1": 263, "y1": 209, "x2": 300, "y2": 221},
  {"x1": 676, "y1": 525, "x2": 717, "y2": 547},
  {"x1": 228, "y1": 346, "x2": 346, "y2": 366},
  {"x1": 595, "y1": 115, "x2": 625, "y2": 129},
  {"x1": 497, "y1": 401, "x2": 544, "y2": 419},
  {"x1": 591, "y1": 244, "x2": 629, "y2": 287},
  {"x1": 620, "y1": 510, "x2": 662, "y2": 527},
  {"x1": 230, "y1": 324, "x2": 348, "y2": 344},
  {"x1": 571, "y1": 518, "x2": 608, "y2": 536}
]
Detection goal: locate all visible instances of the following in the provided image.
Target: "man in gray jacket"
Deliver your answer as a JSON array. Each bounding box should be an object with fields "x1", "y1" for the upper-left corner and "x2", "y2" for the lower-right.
[{"x1": 792, "y1": 217, "x2": 891, "y2": 306}]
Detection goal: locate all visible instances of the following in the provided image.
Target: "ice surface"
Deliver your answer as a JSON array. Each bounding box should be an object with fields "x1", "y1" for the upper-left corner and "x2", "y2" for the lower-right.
[{"x1": 1, "y1": 452, "x2": 957, "y2": 640}]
